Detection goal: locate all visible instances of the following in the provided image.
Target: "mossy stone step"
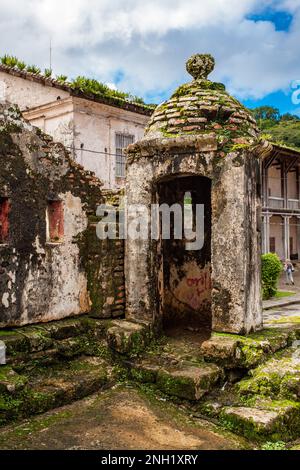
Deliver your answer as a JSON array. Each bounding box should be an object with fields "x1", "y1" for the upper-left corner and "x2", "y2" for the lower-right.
[
  {"x1": 200, "y1": 329, "x2": 296, "y2": 369},
  {"x1": 0, "y1": 317, "x2": 112, "y2": 368},
  {"x1": 0, "y1": 356, "x2": 110, "y2": 426},
  {"x1": 107, "y1": 320, "x2": 153, "y2": 356},
  {"x1": 156, "y1": 363, "x2": 222, "y2": 400},
  {"x1": 130, "y1": 357, "x2": 221, "y2": 401},
  {"x1": 237, "y1": 344, "x2": 300, "y2": 401},
  {"x1": 220, "y1": 400, "x2": 300, "y2": 442}
]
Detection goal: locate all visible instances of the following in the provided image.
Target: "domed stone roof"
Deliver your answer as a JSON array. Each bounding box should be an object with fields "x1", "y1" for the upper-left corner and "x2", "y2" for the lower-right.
[{"x1": 145, "y1": 54, "x2": 259, "y2": 144}]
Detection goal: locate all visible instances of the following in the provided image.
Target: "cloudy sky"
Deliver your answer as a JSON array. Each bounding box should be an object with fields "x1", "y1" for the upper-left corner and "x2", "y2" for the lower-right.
[{"x1": 0, "y1": 0, "x2": 300, "y2": 113}]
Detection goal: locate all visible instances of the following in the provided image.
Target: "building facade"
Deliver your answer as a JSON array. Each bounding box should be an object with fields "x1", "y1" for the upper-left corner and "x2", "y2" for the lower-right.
[
  {"x1": 0, "y1": 65, "x2": 150, "y2": 189},
  {"x1": 262, "y1": 144, "x2": 300, "y2": 261}
]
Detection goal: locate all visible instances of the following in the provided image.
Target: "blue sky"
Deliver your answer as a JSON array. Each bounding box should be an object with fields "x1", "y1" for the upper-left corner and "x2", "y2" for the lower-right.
[
  {"x1": 244, "y1": 7, "x2": 297, "y2": 114},
  {"x1": 0, "y1": 0, "x2": 300, "y2": 115}
]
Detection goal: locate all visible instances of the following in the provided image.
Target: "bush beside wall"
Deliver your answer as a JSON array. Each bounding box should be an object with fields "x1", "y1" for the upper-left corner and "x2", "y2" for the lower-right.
[{"x1": 261, "y1": 253, "x2": 282, "y2": 300}]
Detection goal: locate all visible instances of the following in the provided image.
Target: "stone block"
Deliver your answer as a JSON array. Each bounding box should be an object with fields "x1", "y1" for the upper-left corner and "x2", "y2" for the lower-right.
[
  {"x1": 130, "y1": 360, "x2": 160, "y2": 383},
  {"x1": 16, "y1": 328, "x2": 53, "y2": 353},
  {"x1": 106, "y1": 320, "x2": 152, "y2": 356},
  {"x1": 220, "y1": 401, "x2": 300, "y2": 441},
  {"x1": 201, "y1": 330, "x2": 293, "y2": 369},
  {"x1": 156, "y1": 363, "x2": 221, "y2": 401},
  {"x1": 237, "y1": 344, "x2": 300, "y2": 400},
  {"x1": 0, "y1": 365, "x2": 28, "y2": 394}
]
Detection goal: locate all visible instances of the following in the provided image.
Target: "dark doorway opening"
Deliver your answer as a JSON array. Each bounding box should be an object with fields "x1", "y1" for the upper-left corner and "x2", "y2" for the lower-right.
[{"x1": 157, "y1": 176, "x2": 212, "y2": 344}]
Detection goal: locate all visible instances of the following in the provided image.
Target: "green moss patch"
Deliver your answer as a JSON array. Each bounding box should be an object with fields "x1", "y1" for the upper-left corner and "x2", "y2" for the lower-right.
[
  {"x1": 201, "y1": 329, "x2": 295, "y2": 369},
  {"x1": 236, "y1": 346, "x2": 300, "y2": 401},
  {"x1": 0, "y1": 356, "x2": 110, "y2": 426},
  {"x1": 220, "y1": 400, "x2": 300, "y2": 442}
]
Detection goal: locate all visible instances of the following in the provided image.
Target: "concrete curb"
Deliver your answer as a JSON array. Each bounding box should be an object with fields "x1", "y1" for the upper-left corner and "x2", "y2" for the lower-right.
[{"x1": 263, "y1": 295, "x2": 300, "y2": 311}]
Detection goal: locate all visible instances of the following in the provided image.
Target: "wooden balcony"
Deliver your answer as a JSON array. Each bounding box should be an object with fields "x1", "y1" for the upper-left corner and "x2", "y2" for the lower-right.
[{"x1": 263, "y1": 196, "x2": 300, "y2": 212}]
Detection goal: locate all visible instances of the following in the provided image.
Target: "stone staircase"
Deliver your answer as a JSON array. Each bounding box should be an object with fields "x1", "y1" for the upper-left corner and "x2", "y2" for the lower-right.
[
  {"x1": 0, "y1": 316, "x2": 115, "y2": 426},
  {"x1": 106, "y1": 318, "x2": 300, "y2": 443}
]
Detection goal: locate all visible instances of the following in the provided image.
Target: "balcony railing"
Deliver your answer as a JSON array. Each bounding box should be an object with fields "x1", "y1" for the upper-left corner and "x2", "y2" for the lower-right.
[
  {"x1": 264, "y1": 197, "x2": 300, "y2": 211},
  {"x1": 288, "y1": 199, "x2": 300, "y2": 210},
  {"x1": 268, "y1": 197, "x2": 284, "y2": 209}
]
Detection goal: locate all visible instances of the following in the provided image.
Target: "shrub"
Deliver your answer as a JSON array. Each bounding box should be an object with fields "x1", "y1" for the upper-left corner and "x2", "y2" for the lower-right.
[
  {"x1": 26, "y1": 64, "x2": 41, "y2": 74},
  {"x1": 44, "y1": 68, "x2": 52, "y2": 78},
  {"x1": 56, "y1": 74, "x2": 68, "y2": 84},
  {"x1": 261, "y1": 253, "x2": 282, "y2": 300},
  {"x1": 261, "y1": 441, "x2": 286, "y2": 450}
]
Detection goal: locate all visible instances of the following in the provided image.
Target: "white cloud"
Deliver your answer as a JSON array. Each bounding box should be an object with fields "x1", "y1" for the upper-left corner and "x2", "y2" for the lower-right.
[
  {"x1": 0, "y1": 0, "x2": 299, "y2": 103},
  {"x1": 106, "y1": 82, "x2": 117, "y2": 91}
]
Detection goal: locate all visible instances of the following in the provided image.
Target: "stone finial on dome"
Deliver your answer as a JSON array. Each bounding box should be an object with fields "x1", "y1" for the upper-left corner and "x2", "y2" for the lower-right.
[{"x1": 186, "y1": 53, "x2": 215, "y2": 80}]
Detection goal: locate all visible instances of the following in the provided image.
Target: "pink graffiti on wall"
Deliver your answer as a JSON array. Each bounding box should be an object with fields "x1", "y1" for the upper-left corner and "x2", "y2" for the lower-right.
[
  {"x1": 186, "y1": 271, "x2": 211, "y2": 297},
  {"x1": 184, "y1": 271, "x2": 211, "y2": 309}
]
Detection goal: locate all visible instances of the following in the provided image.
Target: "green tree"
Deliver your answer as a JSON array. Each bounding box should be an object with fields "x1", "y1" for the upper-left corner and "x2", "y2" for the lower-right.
[
  {"x1": 252, "y1": 106, "x2": 280, "y2": 123},
  {"x1": 280, "y1": 113, "x2": 300, "y2": 122}
]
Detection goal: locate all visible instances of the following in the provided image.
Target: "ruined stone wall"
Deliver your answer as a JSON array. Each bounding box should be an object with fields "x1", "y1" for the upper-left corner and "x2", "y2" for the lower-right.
[{"x1": 0, "y1": 104, "x2": 125, "y2": 327}]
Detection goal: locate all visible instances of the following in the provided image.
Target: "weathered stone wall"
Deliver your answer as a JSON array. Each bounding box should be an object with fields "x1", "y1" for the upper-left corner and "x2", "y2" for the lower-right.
[
  {"x1": 0, "y1": 104, "x2": 125, "y2": 327},
  {"x1": 79, "y1": 191, "x2": 126, "y2": 320},
  {"x1": 125, "y1": 136, "x2": 262, "y2": 334}
]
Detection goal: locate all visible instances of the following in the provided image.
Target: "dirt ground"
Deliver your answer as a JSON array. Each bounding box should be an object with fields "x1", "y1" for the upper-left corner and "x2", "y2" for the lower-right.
[{"x1": 0, "y1": 384, "x2": 249, "y2": 450}]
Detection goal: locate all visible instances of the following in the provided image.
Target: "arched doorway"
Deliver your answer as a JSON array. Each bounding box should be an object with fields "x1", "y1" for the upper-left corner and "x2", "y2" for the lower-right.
[{"x1": 155, "y1": 175, "x2": 212, "y2": 341}]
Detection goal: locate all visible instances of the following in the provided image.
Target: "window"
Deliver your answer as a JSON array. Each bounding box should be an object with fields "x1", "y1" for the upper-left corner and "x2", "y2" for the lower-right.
[
  {"x1": 0, "y1": 197, "x2": 10, "y2": 244},
  {"x1": 269, "y1": 237, "x2": 276, "y2": 253},
  {"x1": 47, "y1": 200, "x2": 64, "y2": 243},
  {"x1": 115, "y1": 133, "x2": 134, "y2": 178}
]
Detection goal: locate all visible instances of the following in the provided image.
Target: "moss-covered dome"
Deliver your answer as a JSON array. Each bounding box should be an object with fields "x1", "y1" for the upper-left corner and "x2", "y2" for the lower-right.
[{"x1": 145, "y1": 54, "x2": 259, "y2": 144}]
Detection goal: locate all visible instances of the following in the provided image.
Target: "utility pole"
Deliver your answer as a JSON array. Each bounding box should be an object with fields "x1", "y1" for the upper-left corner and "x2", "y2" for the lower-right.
[{"x1": 50, "y1": 37, "x2": 52, "y2": 71}]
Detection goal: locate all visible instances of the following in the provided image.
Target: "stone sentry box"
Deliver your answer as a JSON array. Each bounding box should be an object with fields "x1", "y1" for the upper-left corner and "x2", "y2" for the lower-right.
[{"x1": 125, "y1": 54, "x2": 263, "y2": 335}]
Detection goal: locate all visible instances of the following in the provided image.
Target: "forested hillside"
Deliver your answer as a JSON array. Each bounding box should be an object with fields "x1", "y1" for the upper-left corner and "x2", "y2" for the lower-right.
[{"x1": 251, "y1": 106, "x2": 300, "y2": 150}]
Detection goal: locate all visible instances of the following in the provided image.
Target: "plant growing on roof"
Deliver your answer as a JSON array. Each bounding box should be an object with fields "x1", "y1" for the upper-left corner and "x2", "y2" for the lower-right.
[
  {"x1": 16, "y1": 60, "x2": 26, "y2": 71},
  {"x1": 26, "y1": 64, "x2": 41, "y2": 74},
  {"x1": 1, "y1": 55, "x2": 26, "y2": 71},
  {"x1": 1, "y1": 55, "x2": 19, "y2": 68},
  {"x1": 0, "y1": 53, "x2": 152, "y2": 108},
  {"x1": 44, "y1": 68, "x2": 52, "y2": 78},
  {"x1": 56, "y1": 75, "x2": 68, "y2": 84}
]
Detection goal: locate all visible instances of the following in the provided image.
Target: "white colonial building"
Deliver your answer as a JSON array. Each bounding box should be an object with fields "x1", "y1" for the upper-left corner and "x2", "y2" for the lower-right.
[
  {"x1": 262, "y1": 144, "x2": 300, "y2": 261},
  {"x1": 0, "y1": 64, "x2": 150, "y2": 189}
]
